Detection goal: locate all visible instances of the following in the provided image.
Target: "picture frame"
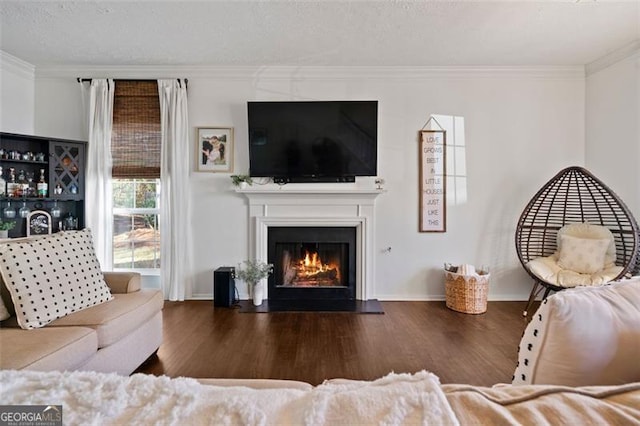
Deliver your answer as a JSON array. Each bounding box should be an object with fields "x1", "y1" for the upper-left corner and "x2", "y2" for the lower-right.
[
  {"x1": 196, "y1": 127, "x2": 234, "y2": 172},
  {"x1": 27, "y1": 210, "x2": 52, "y2": 237},
  {"x1": 419, "y1": 129, "x2": 446, "y2": 232}
]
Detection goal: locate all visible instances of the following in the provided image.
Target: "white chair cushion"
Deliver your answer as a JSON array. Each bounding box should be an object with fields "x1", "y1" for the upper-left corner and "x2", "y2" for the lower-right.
[
  {"x1": 513, "y1": 278, "x2": 640, "y2": 386},
  {"x1": 526, "y1": 255, "x2": 622, "y2": 288},
  {"x1": 526, "y1": 222, "x2": 623, "y2": 288}
]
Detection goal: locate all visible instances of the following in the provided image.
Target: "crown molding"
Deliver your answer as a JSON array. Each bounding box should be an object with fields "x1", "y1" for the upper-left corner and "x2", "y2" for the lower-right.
[
  {"x1": 0, "y1": 50, "x2": 36, "y2": 80},
  {"x1": 35, "y1": 64, "x2": 584, "y2": 81},
  {"x1": 585, "y1": 40, "x2": 640, "y2": 76}
]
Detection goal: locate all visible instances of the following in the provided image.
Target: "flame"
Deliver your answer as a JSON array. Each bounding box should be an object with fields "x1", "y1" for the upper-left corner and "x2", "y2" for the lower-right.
[{"x1": 298, "y1": 250, "x2": 338, "y2": 278}]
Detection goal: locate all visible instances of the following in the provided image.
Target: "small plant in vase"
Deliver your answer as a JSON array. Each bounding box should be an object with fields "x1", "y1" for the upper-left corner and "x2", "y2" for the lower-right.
[
  {"x1": 235, "y1": 260, "x2": 274, "y2": 306},
  {"x1": 230, "y1": 174, "x2": 253, "y2": 189},
  {"x1": 0, "y1": 219, "x2": 15, "y2": 238}
]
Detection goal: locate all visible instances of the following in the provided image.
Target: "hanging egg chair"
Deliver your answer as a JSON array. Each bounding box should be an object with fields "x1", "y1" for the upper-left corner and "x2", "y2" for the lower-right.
[{"x1": 515, "y1": 166, "x2": 640, "y2": 318}]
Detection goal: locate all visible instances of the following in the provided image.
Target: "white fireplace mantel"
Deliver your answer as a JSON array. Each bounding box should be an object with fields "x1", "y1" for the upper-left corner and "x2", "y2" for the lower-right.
[{"x1": 238, "y1": 187, "x2": 384, "y2": 300}]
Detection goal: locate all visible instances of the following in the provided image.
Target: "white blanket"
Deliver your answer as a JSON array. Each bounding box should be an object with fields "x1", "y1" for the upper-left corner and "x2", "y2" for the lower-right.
[{"x1": 0, "y1": 370, "x2": 458, "y2": 425}]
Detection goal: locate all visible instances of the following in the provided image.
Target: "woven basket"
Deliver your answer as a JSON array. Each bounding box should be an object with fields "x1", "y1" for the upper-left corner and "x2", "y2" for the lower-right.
[{"x1": 444, "y1": 270, "x2": 489, "y2": 314}]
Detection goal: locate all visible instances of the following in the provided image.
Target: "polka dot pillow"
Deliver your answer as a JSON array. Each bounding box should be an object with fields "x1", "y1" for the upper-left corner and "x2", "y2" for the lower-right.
[
  {"x1": 513, "y1": 278, "x2": 640, "y2": 386},
  {"x1": 0, "y1": 229, "x2": 113, "y2": 329},
  {"x1": 512, "y1": 299, "x2": 551, "y2": 385}
]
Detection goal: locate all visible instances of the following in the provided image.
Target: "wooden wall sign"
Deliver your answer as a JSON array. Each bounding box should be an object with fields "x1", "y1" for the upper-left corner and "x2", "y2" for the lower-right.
[{"x1": 419, "y1": 129, "x2": 446, "y2": 232}]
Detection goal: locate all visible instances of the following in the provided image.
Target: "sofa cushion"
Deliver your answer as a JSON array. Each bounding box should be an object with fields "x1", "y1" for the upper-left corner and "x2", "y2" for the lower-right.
[
  {"x1": 513, "y1": 277, "x2": 640, "y2": 386},
  {"x1": 47, "y1": 289, "x2": 163, "y2": 348},
  {"x1": 443, "y1": 382, "x2": 640, "y2": 425},
  {"x1": 0, "y1": 229, "x2": 112, "y2": 329},
  {"x1": 0, "y1": 327, "x2": 97, "y2": 371}
]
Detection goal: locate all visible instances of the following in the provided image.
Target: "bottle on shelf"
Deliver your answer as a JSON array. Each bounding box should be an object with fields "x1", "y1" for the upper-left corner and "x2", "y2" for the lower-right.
[
  {"x1": 6, "y1": 168, "x2": 18, "y2": 198},
  {"x1": 0, "y1": 166, "x2": 5, "y2": 197},
  {"x1": 26, "y1": 171, "x2": 35, "y2": 197},
  {"x1": 16, "y1": 169, "x2": 27, "y2": 198},
  {"x1": 37, "y1": 169, "x2": 48, "y2": 198}
]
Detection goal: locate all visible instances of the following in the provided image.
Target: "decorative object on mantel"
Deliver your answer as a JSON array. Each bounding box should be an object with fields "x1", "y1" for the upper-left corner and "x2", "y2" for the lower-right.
[
  {"x1": 0, "y1": 218, "x2": 15, "y2": 239},
  {"x1": 196, "y1": 127, "x2": 234, "y2": 173},
  {"x1": 230, "y1": 174, "x2": 253, "y2": 189},
  {"x1": 375, "y1": 178, "x2": 385, "y2": 190},
  {"x1": 419, "y1": 117, "x2": 446, "y2": 232},
  {"x1": 235, "y1": 260, "x2": 274, "y2": 306},
  {"x1": 444, "y1": 263, "x2": 489, "y2": 314}
]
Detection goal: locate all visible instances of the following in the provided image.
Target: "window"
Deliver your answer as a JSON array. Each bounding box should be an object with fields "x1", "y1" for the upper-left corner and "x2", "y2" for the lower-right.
[
  {"x1": 113, "y1": 179, "x2": 160, "y2": 271},
  {"x1": 111, "y1": 81, "x2": 161, "y2": 272}
]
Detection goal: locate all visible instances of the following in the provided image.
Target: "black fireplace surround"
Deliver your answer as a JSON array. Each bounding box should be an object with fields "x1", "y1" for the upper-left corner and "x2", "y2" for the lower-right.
[{"x1": 267, "y1": 227, "x2": 356, "y2": 302}]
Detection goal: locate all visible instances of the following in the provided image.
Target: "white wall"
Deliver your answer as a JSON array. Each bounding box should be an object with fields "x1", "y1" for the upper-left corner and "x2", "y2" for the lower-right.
[
  {"x1": 0, "y1": 51, "x2": 35, "y2": 134},
  {"x1": 31, "y1": 66, "x2": 586, "y2": 301},
  {"x1": 33, "y1": 78, "x2": 85, "y2": 140},
  {"x1": 586, "y1": 48, "x2": 640, "y2": 218}
]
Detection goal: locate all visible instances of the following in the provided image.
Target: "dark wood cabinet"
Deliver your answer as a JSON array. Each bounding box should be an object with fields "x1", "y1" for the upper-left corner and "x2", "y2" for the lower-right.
[{"x1": 0, "y1": 132, "x2": 86, "y2": 238}]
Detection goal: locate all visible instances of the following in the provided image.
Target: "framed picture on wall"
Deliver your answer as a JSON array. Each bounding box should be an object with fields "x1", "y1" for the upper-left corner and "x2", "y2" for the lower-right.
[{"x1": 196, "y1": 127, "x2": 234, "y2": 172}]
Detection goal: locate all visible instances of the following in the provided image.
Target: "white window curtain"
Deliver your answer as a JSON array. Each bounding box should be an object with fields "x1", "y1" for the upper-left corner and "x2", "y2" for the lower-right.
[
  {"x1": 158, "y1": 79, "x2": 193, "y2": 301},
  {"x1": 81, "y1": 79, "x2": 115, "y2": 269}
]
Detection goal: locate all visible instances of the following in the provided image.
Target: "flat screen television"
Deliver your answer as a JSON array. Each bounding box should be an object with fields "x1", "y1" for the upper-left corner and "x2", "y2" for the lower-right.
[{"x1": 247, "y1": 101, "x2": 378, "y2": 183}]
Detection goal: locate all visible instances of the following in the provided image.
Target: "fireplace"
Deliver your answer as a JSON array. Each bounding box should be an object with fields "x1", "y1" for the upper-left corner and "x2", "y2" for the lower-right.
[{"x1": 268, "y1": 227, "x2": 356, "y2": 302}]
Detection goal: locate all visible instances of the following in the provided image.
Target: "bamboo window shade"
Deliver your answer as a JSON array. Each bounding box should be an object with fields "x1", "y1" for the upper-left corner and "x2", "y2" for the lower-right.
[{"x1": 111, "y1": 80, "x2": 161, "y2": 179}]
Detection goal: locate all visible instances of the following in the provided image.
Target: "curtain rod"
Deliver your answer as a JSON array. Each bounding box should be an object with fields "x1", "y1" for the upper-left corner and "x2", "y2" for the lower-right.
[{"x1": 76, "y1": 78, "x2": 188, "y2": 88}]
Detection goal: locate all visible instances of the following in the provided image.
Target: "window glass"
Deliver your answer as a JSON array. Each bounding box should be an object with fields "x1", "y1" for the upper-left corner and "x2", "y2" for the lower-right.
[{"x1": 113, "y1": 179, "x2": 160, "y2": 271}]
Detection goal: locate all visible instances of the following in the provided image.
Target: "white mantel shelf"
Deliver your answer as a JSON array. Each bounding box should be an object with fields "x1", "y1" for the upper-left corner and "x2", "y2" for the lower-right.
[
  {"x1": 237, "y1": 186, "x2": 384, "y2": 300},
  {"x1": 237, "y1": 187, "x2": 384, "y2": 197}
]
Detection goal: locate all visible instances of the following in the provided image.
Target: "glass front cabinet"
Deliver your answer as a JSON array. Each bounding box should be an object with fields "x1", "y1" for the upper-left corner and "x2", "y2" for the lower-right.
[{"x1": 0, "y1": 132, "x2": 86, "y2": 238}]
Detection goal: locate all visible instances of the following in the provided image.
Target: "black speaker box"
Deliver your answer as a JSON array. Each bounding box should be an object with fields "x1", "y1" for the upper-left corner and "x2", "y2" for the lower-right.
[{"x1": 213, "y1": 267, "x2": 235, "y2": 307}]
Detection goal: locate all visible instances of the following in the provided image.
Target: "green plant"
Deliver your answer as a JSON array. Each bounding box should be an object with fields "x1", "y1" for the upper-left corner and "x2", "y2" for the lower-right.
[
  {"x1": 235, "y1": 260, "x2": 274, "y2": 285},
  {"x1": 0, "y1": 219, "x2": 15, "y2": 231},
  {"x1": 230, "y1": 175, "x2": 253, "y2": 186}
]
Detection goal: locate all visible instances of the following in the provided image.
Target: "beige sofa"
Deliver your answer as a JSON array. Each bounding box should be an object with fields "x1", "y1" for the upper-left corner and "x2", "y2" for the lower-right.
[{"x1": 0, "y1": 232, "x2": 163, "y2": 375}]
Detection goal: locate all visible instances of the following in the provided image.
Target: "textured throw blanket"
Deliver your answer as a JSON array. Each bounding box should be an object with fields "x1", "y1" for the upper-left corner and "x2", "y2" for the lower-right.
[{"x1": 0, "y1": 370, "x2": 458, "y2": 425}]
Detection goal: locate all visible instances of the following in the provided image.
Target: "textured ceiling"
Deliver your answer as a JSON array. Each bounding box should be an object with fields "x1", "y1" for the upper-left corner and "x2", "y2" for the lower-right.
[{"x1": 0, "y1": 1, "x2": 638, "y2": 67}]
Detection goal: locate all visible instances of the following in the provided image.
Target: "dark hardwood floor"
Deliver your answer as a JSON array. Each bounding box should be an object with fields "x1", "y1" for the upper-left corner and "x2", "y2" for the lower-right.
[{"x1": 136, "y1": 301, "x2": 530, "y2": 386}]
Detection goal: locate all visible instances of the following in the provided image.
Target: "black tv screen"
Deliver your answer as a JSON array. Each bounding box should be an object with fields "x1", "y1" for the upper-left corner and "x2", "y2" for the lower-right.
[{"x1": 248, "y1": 101, "x2": 378, "y2": 181}]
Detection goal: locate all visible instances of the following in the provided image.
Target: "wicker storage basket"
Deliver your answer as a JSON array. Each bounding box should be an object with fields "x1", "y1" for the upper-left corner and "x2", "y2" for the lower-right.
[{"x1": 444, "y1": 270, "x2": 489, "y2": 314}]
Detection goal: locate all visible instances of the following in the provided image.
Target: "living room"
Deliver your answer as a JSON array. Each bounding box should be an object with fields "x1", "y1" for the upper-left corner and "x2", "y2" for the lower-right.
[{"x1": 1, "y1": 1, "x2": 639, "y2": 423}]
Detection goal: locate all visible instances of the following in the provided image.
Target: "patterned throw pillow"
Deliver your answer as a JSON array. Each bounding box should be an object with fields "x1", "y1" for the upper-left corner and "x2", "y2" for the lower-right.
[
  {"x1": 557, "y1": 234, "x2": 610, "y2": 274},
  {"x1": 512, "y1": 299, "x2": 551, "y2": 385},
  {"x1": 513, "y1": 279, "x2": 640, "y2": 386},
  {"x1": 0, "y1": 229, "x2": 112, "y2": 329}
]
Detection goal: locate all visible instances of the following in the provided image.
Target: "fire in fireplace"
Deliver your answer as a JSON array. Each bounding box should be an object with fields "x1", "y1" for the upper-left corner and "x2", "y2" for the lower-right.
[
  {"x1": 281, "y1": 244, "x2": 343, "y2": 287},
  {"x1": 268, "y1": 227, "x2": 356, "y2": 301}
]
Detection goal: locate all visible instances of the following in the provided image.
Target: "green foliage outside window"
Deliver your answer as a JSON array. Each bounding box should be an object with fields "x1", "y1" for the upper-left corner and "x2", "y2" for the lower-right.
[{"x1": 113, "y1": 179, "x2": 160, "y2": 270}]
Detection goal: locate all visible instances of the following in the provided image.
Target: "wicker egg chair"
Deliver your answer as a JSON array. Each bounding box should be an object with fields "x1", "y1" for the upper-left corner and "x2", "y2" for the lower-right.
[{"x1": 516, "y1": 166, "x2": 640, "y2": 318}]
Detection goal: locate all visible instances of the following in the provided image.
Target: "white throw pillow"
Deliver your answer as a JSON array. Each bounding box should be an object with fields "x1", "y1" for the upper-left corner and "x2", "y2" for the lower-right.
[
  {"x1": 0, "y1": 229, "x2": 112, "y2": 329},
  {"x1": 557, "y1": 234, "x2": 610, "y2": 274},
  {"x1": 513, "y1": 278, "x2": 640, "y2": 386},
  {"x1": 557, "y1": 223, "x2": 616, "y2": 268}
]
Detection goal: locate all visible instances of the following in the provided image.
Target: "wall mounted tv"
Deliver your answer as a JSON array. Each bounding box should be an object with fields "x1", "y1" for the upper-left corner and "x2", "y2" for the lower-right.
[{"x1": 247, "y1": 101, "x2": 378, "y2": 183}]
